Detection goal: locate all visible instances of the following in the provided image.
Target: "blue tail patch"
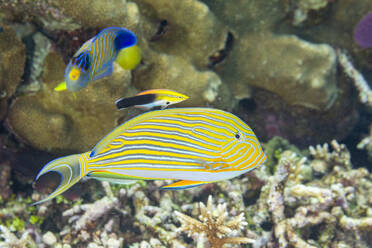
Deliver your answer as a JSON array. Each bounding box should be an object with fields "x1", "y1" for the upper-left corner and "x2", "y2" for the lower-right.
[{"x1": 114, "y1": 29, "x2": 137, "y2": 51}]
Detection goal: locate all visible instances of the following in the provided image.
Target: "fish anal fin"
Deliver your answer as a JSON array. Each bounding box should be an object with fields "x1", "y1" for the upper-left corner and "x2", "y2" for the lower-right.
[{"x1": 161, "y1": 180, "x2": 209, "y2": 190}]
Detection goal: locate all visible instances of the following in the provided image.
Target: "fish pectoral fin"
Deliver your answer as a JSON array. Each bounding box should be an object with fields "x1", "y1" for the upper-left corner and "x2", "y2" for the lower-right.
[
  {"x1": 161, "y1": 180, "x2": 210, "y2": 190},
  {"x1": 203, "y1": 159, "x2": 227, "y2": 171},
  {"x1": 92, "y1": 63, "x2": 113, "y2": 81}
]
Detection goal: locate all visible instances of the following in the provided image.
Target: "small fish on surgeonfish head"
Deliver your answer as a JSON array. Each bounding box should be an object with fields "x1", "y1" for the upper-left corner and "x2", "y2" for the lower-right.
[
  {"x1": 115, "y1": 89, "x2": 189, "y2": 110},
  {"x1": 55, "y1": 27, "x2": 139, "y2": 92},
  {"x1": 32, "y1": 107, "x2": 266, "y2": 205},
  {"x1": 354, "y1": 10, "x2": 372, "y2": 48}
]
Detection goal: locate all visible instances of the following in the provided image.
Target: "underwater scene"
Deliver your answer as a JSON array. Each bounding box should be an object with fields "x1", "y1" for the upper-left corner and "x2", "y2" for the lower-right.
[{"x1": 1, "y1": 0, "x2": 372, "y2": 247}]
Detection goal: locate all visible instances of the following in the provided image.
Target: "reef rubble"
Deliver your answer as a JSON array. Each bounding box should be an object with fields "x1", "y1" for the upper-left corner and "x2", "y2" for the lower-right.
[{"x1": 0, "y1": 138, "x2": 371, "y2": 247}]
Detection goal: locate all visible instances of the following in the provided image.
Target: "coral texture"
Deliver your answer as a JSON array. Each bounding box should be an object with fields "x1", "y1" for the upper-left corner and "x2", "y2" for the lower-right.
[
  {"x1": 6, "y1": 58, "x2": 135, "y2": 152},
  {"x1": 0, "y1": 26, "x2": 26, "y2": 121},
  {"x1": 175, "y1": 195, "x2": 253, "y2": 248}
]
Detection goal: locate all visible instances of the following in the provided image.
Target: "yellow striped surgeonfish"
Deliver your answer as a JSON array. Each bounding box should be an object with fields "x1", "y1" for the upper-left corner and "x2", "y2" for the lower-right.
[
  {"x1": 33, "y1": 108, "x2": 266, "y2": 205},
  {"x1": 115, "y1": 89, "x2": 189, "y2": 110},
  {"x1": 61, "y1": 27, "x2": 137, "y2": 92}
]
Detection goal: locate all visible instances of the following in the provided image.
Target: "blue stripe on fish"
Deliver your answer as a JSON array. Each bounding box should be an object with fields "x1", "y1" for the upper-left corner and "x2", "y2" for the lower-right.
[
  {"x1": 33, "y1": 108, "x2": 266, "y2": 205},
  {"x1": 64, "y1": 27, "x2": 137, "y2": 92}
]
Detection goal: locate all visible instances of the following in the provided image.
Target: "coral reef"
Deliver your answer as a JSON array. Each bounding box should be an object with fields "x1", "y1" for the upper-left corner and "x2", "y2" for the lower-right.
[
  {"x1": 135, "y1": 0, "x2": 229, "y2": 69},
  {"x1": 0, "y1": 25, "x2": 26, "y2": 121},
  {"x1": 132, "y1": 51, "x2": 233, "y2": 109},
  {"x1": 0, "y1": 161, "x2": 12, "y2": 202},
  {"x1": 204, "y1": 0, "x2": 360, "y2": 145},
  {"x1": 18, "y1": 32, "x2": 52, "y2": 94},
  {"x1": 175, "y1": 195, "x2": 253, "y2": 248},
  {"x1": 284, "y1": 0, "x2": 333, "y2": 26},
  {"x1": 6, "y1": 55, "x2": 136, "y2": 152},
  {"x1": 228, "y1": 33, "x2": 338, "y2": 111},
  {"x1": 0, "y1": 0, "x2": 140, "y2": 32},
  {"x1": 1, "y1": 0, "x2": 372, "y2": 248},
  {"x1": 250, "y1": 141, "x2": 372, "y2": 247},
  {"x1": 337, "y1": 49, "x2": 372, "y2": 107},
  {"x1": 0, "y1": 225, "x2": 36, "y2": 248},
  {"x1": 1, "y1": 0, "x2": 237, "y2": 152},
  {"x1": 1, "y1": 138, "x2": 371, "y2": 247}
]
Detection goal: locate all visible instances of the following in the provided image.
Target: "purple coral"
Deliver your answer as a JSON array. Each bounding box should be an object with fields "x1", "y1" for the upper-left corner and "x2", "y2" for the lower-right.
[{"x1": 354, "y1": 10, "x2": 372, "y2": 48}]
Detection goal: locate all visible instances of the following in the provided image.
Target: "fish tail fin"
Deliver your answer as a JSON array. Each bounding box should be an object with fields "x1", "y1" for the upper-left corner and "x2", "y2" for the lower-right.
[
  {"x1": 116, "y1": 45, "x2": 142, "y2": 70},
  {"x1": 114, "y1": 29, "x2": 137, "y2": 51},
  {"x1": 32, "y1": 154, "x2": 86, "y2": 205}
]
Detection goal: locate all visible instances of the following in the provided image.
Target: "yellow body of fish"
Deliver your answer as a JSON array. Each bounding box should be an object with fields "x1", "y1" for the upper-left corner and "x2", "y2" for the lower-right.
[{"x1": 33, "y1": 108, "x2": 266, "y2": 205}]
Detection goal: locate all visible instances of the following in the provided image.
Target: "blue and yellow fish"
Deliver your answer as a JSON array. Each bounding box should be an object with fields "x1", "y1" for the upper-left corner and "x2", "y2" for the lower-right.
[
  {"x1": 58, "y1": 27, "x2": 138, "y2": 92},
  {"x1": 115, "y1": 89, "x2": 189, "y2": 110},
  {"x1": 33, "y1": 108, "x2": 266, "y2": 205}
]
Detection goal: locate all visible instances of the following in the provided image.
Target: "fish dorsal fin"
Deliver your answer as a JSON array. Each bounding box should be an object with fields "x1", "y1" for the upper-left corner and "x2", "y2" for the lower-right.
[
  {"x1": 90, "y1": 108, "x2": 226, "y2": 157},
  {"x1": 74, "y1": 37, "x2": 94, "y2": 57},
  {"x1": 90, "y1": 109, "x2": 172, "y2": 157},
  {"x1": 161, "y1": 180, "x2": 210, "y2": 190}
]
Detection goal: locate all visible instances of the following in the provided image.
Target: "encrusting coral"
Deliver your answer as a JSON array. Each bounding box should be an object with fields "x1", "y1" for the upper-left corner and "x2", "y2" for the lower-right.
[
  {"x1": 175, "y1": 195, "x2": 253, "y2": 248},
  {"x1": 0, "y1": 25, "x2": 26, "y2": 121}
]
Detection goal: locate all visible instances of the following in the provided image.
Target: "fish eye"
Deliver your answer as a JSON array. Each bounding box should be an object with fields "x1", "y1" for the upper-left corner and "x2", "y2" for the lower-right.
[
  {"x1": 166, "y1": 101, "x2": 170, "y2": 105},
  {"x1": 235, "y1": 133, "x2": 240, "y2": 139}
]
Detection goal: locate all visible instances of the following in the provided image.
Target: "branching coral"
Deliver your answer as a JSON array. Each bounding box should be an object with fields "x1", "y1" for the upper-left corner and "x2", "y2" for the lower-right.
[
  {"x1": 246, "y1": 138, "x2": 372, "y2": 248},
  {"x1": 175, "y1": 195, "x2": 253, "y2": 248},
  {"x1": 59, "y1": 182, "x2": 126, "y2": 247},
  {"x1": 62, "y1": 182, "x2": 126, "y2": 231},
  {"x1": 309, "y1": 139, "x2": 352, "y2": 172},
  {"x1": 0, "y1": 225, "x2": 36, "y2": 248},
  {"x1": 337, "y1": 49, "x2": 372, "y2": 107},
  {"x1": 0, "y1": 161, "x2": 12, "y2": 201}
]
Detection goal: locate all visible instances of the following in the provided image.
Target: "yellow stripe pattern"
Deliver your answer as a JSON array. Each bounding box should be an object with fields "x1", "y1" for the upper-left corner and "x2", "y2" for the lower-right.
[
  {"x1": 74, "y1": 29, "x2": 118, "y2": 80},
  {"x1": 85, "y1": 108, "x2": 266, "y2": 182}
]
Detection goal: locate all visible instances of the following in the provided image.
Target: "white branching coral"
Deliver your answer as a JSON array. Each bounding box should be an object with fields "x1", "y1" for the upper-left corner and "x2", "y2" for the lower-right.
[
  {"x1": 62, "y1": 182, "x2": 124, "y2": 231},
  {"x1": 175, "y1": 195, "x2": 253, "y2": 248},
  {"x1": 59, "y1": 182, "x2": 126, "y2": 247},
  {"x1": 337, "y1": 49, "x2": 372, "y2": 106},
  {"x1": 0, "y1": 225, "x2": 35, "y2": 248},
  {"x1": 309, "y1": 139, "x2": 351, "y2": 170},
  {"x1": 357, "y1": 124, "x2": 372, "y2": 156},
  {"x1": 261, "y1": 140, "x2": 372, "y2": 248}
]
